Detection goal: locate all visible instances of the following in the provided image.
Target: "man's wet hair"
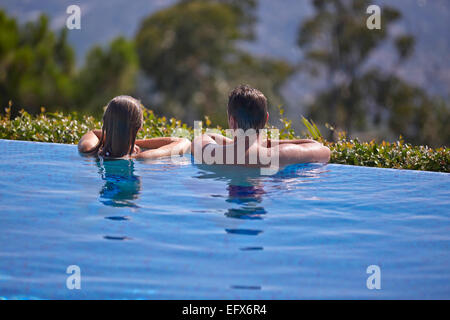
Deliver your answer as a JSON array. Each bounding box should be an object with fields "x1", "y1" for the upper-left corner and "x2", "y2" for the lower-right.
[{"x1": 227, "y1": 85, "x2": 268, "y2": 131}]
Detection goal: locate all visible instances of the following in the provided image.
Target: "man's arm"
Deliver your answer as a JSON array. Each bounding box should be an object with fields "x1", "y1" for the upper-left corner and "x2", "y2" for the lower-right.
[
  {"x1": 204, "y1": 132, "x2": 233, "y2": 145},
  {"x1": 135, "y1": 138, "x2": 191, "y2": 159},
  {"x1": 135, "y1": 137, "x2": 186, "y2": 149},
  {"x1": 266, "y1": 138, "x2": 319, "y2": 147},
  {"x1": 277, "y1": 138, "x2": 318, "y2": 145},
  {"x1": 191, "y1": 134, "x2": 217, "y2": 153},
  {"x1": 191, "y1": 133, "x2": 221, "y2": 163},
  {"x1": 277, "y1": 142, "x2": 330, "y2": 165}
]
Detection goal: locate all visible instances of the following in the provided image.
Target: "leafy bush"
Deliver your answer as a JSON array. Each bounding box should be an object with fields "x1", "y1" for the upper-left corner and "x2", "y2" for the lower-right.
[
  {"x1": 1, "y1": 106, "x2": 448, "y2": 172},
  {"x1": 286, "y1": 113, "x2": 449, "y2": 173},
  {"x1": 328, "y1": 134, "x2": 449, "y2": 172},
  {"x1": 0, "y1": 106, "x2": 189, "y2": 144},
  {"x1": 1, "y1": 107, "x2": 99, "y2": 144}
]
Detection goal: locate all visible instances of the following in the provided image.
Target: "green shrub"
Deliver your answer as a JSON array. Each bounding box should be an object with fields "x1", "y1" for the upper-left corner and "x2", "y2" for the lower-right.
[
  {"x1": 1, "y1": 107, "x2": 100, "y2": 144},
  {"x1": 1, "y1": 106, "x2": 448, "y2": 172},
  {"x1": 328, "y1": 134, "x2": 449, "y2": 172},
  {"x1": 0, "y1": 106, "x2": 189, "y2": 144}
]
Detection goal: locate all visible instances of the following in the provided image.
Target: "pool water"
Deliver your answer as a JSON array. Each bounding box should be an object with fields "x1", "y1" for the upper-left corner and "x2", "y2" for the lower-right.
[{"x1": 0, "y1": 139, "x2": 449, "y2": 299}]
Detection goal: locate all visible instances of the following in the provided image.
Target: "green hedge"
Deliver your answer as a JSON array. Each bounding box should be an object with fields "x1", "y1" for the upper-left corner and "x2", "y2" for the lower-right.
[
  {"x1": 327, "y1": 136, "x2": 448, "y2": 172},
  {"x1": 1, "y1": 107, "x2": 449, "y2": 172}
]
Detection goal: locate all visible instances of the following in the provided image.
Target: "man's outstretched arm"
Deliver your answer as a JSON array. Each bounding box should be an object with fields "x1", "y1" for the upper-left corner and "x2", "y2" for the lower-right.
[
  {"x1": 265, "y1": 138, "x2": 319, "y2": 147},
  {"x1": 204, "y1": 132, "x2": 233, "y2": 145},
  {"x1": 191, "y1": 134, "x2": 217, "y2": 162},
  {"x1": 277, "y1": 141, "x2": 330, "y2": 165},
  {"x1": 135, "y1": 138, "x2": 191, "y2": 159}
]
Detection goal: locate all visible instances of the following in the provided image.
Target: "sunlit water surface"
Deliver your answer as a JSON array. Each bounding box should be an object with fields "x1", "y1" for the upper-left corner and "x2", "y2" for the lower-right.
[{"x1": 0, "y1": 139, "x2": 449, "y2": 299}]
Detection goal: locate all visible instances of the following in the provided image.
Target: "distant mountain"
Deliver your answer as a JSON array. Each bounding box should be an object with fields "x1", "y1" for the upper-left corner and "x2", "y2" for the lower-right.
[{"x1": 2, "y1": 0, "x2": 449, "y2": 115}]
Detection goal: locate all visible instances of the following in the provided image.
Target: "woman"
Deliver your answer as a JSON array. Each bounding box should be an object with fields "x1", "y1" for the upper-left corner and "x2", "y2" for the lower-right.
[{"x1": 78, "y1": 95, "x2": 190, "y2": 159}]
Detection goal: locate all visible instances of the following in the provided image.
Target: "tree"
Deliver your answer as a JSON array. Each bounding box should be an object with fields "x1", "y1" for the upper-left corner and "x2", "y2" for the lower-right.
[
  {"x1": 75, "y1": 37, "x2": 139, "y2": 116},
  {"x1": 0, "y1": 10, "x2": 76, "y2": 114},
  {"x1": 361, "y1": 70, "x2": 450, "y2": 147},
  {"x1": 296, "y1": 0, "x2": 449, "y2": 146},
  {"x1": 180, "y1": 0, "x2": 258, "y2": 39},
  {"x1": 0, "y1": 10, "x2": 139, "y2": 117},
  {"x1": 135, "y1": 0, "x2": 292, "y2": 125}
]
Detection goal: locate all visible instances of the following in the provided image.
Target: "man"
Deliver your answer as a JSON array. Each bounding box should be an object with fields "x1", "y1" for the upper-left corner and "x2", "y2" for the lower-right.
[{"x1": 191, "y1": 85, "x2": 330, "y2": 168}]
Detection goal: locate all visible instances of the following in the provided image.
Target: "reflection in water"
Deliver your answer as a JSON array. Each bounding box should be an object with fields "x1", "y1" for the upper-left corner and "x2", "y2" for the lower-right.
[
  {"x1": 230, "y1": 285, "x2": 261, "y2": 290},
  {"x1": 193, "y1": 163, "x2": 327, "y2": 293},
  {"x1": 225, "y1": 228, "x2": 263, "y2": 236},
  {"x1": 270, "y1": 163, "x2": 329, "y2": 195},
  {"x1": 239, "y1": 246, "x2": 264, "y2": 251},
  {"x1": 96, "y1": 159, "x2": 141, "y2": 241},
  {"x1": 224, "y1": 183, "x2": 266, "y2": 234},
  {"x1": 96, "y1": 159, "x2": 141, "y2": 208},
  {"x1": 103, "y1": 235, "x2": 132, "y2": 241},
  {"x1": 105, "y1": 216, "x2": 130, "y2": 221},
  {"x1": 194, "y1": 165, "x2": 267, "y2": 292},
  {"x1": 226, "y1": 184, "x2": 267, "y2": 220},
  {"x1": 195, "y1": 165, "x2": 266, "y2": 236}
]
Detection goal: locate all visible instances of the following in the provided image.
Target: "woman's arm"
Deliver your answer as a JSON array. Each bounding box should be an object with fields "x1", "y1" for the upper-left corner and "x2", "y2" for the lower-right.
[
  {"x1": 78, "y1": 129, "x2": 102, "y2": 153},
  {"x1": 135, "y1": 138, "x2": 191, "y2": 159}
]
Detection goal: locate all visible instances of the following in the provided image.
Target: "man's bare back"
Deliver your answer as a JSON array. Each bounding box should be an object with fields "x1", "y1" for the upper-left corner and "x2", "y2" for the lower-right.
[
  {"x1": 191, "y1": 85, "x2": 330, "y2": 169},
  {"x1": 191, "y1": 132, "x2": 330, "y2": 167}
]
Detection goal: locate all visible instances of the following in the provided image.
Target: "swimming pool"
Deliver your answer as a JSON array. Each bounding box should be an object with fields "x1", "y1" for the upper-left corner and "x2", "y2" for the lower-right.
[{"x1": 0, "y1": 139, "x2": 449, "y2": 299}]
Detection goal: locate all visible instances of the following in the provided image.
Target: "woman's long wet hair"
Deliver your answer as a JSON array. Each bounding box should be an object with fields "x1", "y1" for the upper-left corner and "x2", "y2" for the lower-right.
[{"x1": 89, "y1": 96, "x2": 143, "y2": 158}]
